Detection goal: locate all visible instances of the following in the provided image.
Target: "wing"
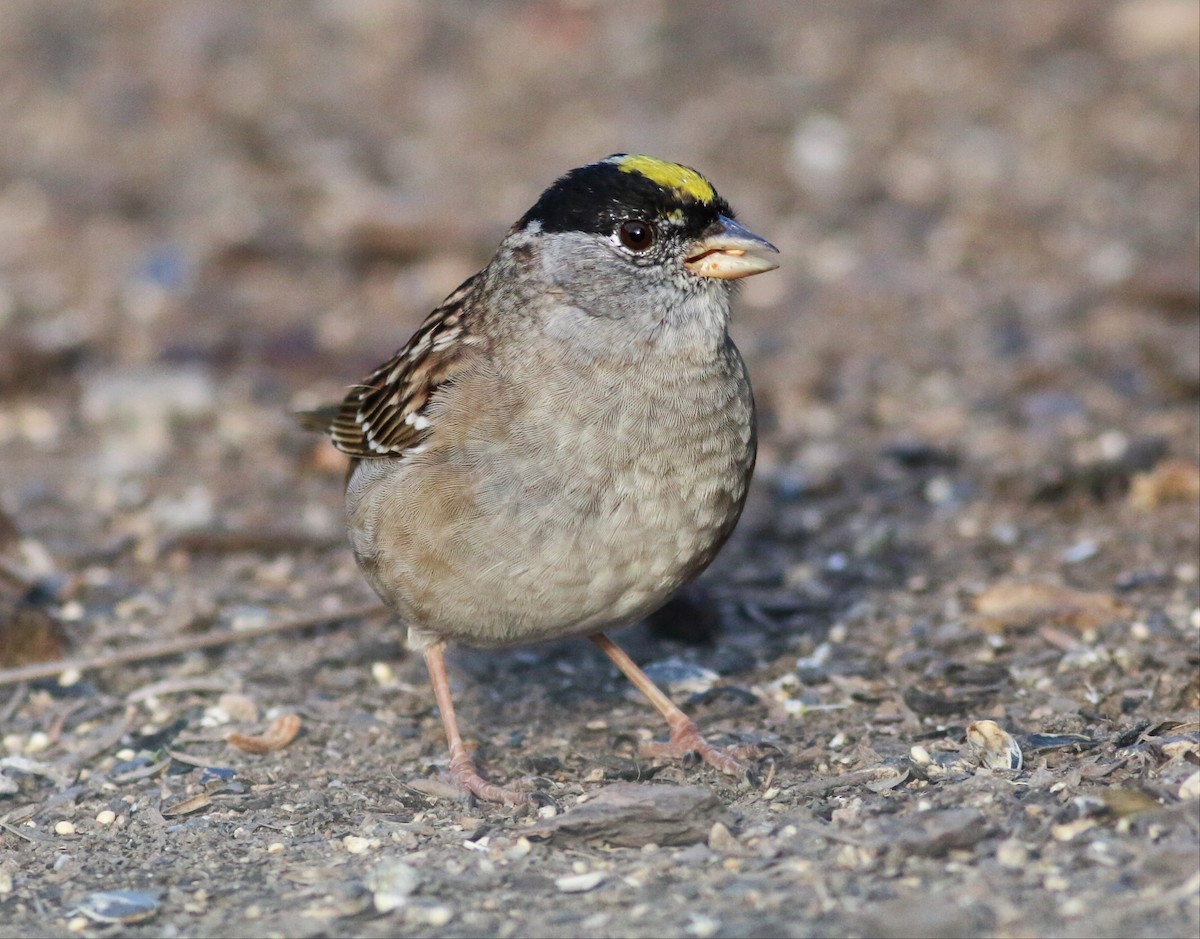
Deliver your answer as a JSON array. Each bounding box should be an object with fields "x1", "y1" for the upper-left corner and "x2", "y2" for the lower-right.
[{"x1": 315, "y1": 274, "x2": 484, "y2": 459}]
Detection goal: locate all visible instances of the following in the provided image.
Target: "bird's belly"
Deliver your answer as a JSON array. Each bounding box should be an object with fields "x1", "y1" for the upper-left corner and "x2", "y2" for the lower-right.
[{"x1": 347, "y1": 360, "x2": 754, "y2": 648}]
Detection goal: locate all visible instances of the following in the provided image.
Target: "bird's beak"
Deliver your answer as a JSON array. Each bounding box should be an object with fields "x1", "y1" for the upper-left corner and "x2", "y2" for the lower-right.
[{"x1": 684, "y1": 215, "x2": 780, "y2": 280}]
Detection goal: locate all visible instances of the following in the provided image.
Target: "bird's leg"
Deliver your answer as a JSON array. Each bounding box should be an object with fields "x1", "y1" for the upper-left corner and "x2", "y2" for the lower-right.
[
  {"x1": 590, "y1": 632, "x2": 749, "y2": 778},
  {"x1": 423, "y1": 643, "x2": 529, "y2": 805}
]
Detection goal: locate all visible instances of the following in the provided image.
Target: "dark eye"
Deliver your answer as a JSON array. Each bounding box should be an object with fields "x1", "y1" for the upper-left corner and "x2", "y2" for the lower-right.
[{"x1": 618, "y1": 219, "x2": 654, "y2": 252}]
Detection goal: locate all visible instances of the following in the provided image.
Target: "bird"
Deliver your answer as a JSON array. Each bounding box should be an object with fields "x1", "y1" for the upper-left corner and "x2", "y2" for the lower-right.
[{"x1": 303, "y1": 154, "x2": 778, "y2": 804}]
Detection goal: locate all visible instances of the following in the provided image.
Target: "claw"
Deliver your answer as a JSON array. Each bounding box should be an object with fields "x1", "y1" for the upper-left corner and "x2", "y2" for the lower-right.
[
  {"x1": 637, "y1": 716, "x2": 751, "y2": 778},
  {"x1": 448, "y1": 749, "x2": 530, "y2": 805}
]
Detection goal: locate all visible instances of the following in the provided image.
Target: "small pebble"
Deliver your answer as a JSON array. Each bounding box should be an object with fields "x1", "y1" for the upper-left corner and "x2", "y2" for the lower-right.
[
  {"x1": 1044, "y1": 874, "x2": 1070, "y2": 891},
  {"x1": 215, "y1": 693, "x2": 258, "y2": 725},
  {"x1": 59, "y1": 601, "x2": 85, "y2": 621},
  {"x1": 418, "y1": 905, "x2": 454, "y2": 927},
  {"x1": 367, "y1": 859, "x2": 419, "y2": 913},
  {"x1": 26, "y1": 732, "x2": 50, "y2": 754},
  {"x1": 555, "y1": 871, "x2": 607, "y2": 893},
  {"x1": 687, "y1": 912, "x2": 722, "y2": 938},
  {"x1": 924, "y1": 475, "x2": 955, "y2": 505},
  {"x1": 1062, "y1": 540, "x2": 1099, "y2": 564},
  {"x1": 638, "y1": 658, "x2": 719, "y2": 696},
  {"x1": 995, "y1": 838, "x2": 1028, "y2": 869},
  {"x1": 58, "y1": 668, "x2": 82, "y2": 687},
  {"x1": 54, "y1": 821, "x2": 76, "y2": 836},
  {"x1": 343, "y1": 835, "x2": 375, "y2": 854},
  {"x1": 96, "y1": 810, "x2": 116, "y2": 826},
  {"x1": 708, "y1": 821, "x2": 741, "y2": 854}
]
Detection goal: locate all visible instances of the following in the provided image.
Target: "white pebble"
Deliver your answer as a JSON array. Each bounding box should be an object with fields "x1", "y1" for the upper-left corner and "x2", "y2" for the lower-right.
[
  {"x1": 555, "y1": 871, "x2": 606, "y2": 893},
  {"x1": 420, "y1": 905, "x2": 453, "y2": 927},
  {"x1": 26, "y1": 732, "x2": 50, "y2": 754}
]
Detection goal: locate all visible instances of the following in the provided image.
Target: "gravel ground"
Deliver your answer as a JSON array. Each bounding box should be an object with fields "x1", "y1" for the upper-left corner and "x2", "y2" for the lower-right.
[{"x1": 1, "y1": 3, "x2": 1198, "y2": 937}]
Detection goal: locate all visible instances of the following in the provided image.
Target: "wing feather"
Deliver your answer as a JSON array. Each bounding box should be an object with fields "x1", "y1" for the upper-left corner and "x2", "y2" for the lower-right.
[{"x1": 313, "y1": 274, "x2": 484, "y2": 459}]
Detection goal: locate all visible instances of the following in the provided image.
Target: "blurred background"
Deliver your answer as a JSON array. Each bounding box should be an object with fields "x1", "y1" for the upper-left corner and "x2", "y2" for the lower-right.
[
  {"x1": 0, "y1": 4, "x2": 1197, "y2": 935},
  {"x1": 2, "y1": 1, "x2": 1197, "y2": 499}
]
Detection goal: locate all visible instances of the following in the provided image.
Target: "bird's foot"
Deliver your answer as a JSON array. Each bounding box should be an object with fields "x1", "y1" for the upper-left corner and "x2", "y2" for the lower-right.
[
  {"x1": 447, "y1": 746, "x2": 529, "y2": 806},
  {"x1": 639, "y1": 716, "x2": 761, "y2": 785}
]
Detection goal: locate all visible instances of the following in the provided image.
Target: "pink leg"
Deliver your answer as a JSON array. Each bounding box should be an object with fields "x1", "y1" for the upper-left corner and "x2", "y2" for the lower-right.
[
  {"x1": 424, "y1": 644, "x2": 529, "y2": 805},
  {"x1": 590, "y1": 633, "x2": 749, "y2": 778}
]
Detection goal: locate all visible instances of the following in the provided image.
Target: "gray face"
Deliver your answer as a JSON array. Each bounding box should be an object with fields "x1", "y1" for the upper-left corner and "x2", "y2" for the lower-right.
[{"x1": 528, "y1": 226, "x2": 735, "y2": 358}]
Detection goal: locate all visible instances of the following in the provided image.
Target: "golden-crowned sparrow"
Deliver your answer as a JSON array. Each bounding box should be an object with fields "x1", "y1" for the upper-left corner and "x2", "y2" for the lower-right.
[{"x1": 306, "y1": 154, "x2": 778, "y2": 804}]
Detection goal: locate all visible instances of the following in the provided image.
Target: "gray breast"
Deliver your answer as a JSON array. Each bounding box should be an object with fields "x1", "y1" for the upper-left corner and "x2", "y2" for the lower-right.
[{"x1": 347, "y1": 343, "x2": 754, "y2": 648}]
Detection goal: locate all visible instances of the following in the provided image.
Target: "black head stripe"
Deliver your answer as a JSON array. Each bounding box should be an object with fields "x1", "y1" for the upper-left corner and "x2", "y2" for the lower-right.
[{"x1": 517, "y1": 158, "x2": 731, "y2": 237}]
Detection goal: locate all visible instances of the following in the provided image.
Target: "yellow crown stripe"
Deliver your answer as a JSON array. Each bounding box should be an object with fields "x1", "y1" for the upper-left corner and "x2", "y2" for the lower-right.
[{"x1": 614, "y1": 154, "x2": 715, "y2": 204}]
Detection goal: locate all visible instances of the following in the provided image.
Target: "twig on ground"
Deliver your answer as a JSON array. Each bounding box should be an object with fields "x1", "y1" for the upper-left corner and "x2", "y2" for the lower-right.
[{"x1": 0, "y1": 604, "x2": 389, "y2": 688}]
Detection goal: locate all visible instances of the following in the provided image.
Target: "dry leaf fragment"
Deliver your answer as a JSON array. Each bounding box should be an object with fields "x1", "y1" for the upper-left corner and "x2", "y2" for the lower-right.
[
  {"x1": 161, "y1": 793, "x2": 212, "y2": 817},
  {"x1": 1128, "y1": 458, "x2": 1200, "y2": 510},
  {"x1": 1051, "y1": 818, "x2": 1096, "y2": 842},
  {"x1": 0, "y1": 510, "x2": 69, "y2": 668},
  {"x1": 226, "y1": 713, "x2": 302, "y2": 754},
  {"x1": 973, "y1": 582, "x2": 1126, "y2": 634},
  {"x1": 1099, "y1": 787, "x2": 1162, "y2": 818},
  {"x1": 0, "y1": 604, "x2": 67, "y2": 668},
  {"x1": 864, "y1": 768, "x2": 911, "y2": 792}
]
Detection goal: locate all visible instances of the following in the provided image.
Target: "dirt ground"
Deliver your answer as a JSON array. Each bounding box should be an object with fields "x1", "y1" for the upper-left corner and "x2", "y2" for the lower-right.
[{"x1": 1, "y1": 3, "x2": 1198, "y2": 937}]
